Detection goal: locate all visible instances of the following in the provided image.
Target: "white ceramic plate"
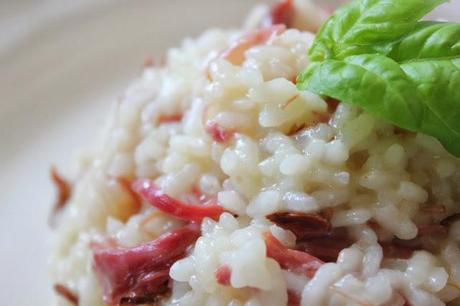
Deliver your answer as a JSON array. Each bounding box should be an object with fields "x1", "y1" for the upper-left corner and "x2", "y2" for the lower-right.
[{"x1": 0, "y1": 1, "x2": 458, "y2": 305}]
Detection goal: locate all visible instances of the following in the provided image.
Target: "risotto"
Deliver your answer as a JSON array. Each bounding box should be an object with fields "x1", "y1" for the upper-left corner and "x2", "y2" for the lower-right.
[{"x1": 50, "y1": 0, "x2": 460, "y2": 306}]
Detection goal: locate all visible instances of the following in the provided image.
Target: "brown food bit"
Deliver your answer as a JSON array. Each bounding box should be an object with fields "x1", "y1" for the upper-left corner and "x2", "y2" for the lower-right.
[
  {"x1": 158, "y1": 114, "x2": 183, "y2": 124},
  {"x1": 49, "y1": 166, "x2": 72, "y2": 225},
  {"x1": 381, "y1": 242, "x2": 415, "y2": 259},
  {"x1": 441, "y1": 213, "x2": 460, "y2": 227},
  {"x1": 367, "y1": 219, "x2": 380, "y2": 231},
  {"x1": 392, "y1": 236, "x2": 428, "y2": 251},
  {"x1": 384, "y1": 235, "x2": 443, "y2": 258},
  {"x1": 347, "y1": 150, "x2": 369, "y2": 171},
  {"x1": 320, "y1": 208, "x2": 334, "y2": 220},
  {"x1": 267, "y1": 212, "x2": 331, "y2": 240},
  {"x1": 264, "y1": 232, "x2": 323, "y2": 278},
  {"x1": 287, "y1": 289, "x2": 301, "y2": 306},
  {"x1": 417, "y1": 224, "x2": 448, "y2": 237},
  {"x1": 267, "y1": 211, "x2": 352, "y2": 261},
  {"x1": 325, "y1": 97, "x2": 340, "y2": 113},
  {"x1": 312, "y1": 111, "x2": 331, "y2": 124},
  {"x1": 369, "y1": 219, "x2": 447, "y2": 259},
  {"x1": 54, "y1": 284, "x2": 79, "y2": 305},
  {"x1": 296, "y1": 236, "x2": 354, "y2": 262},
  {"x1": 119, "y1": 284, "x2": 170, "y2": 306},
  {"x1": 394, "y1": 126, "x2": 412, "y2": 136},
  {"x1": 420, "y1": 204, "x2": 446, "y2": 214},
  {"x1": 394, "y1": 238, "x2": 421, "y2": 248}
]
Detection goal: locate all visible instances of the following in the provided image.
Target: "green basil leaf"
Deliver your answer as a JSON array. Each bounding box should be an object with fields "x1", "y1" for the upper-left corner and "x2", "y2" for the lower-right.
[
  {"x1": 309, "y1": 0, "x2": 447, "y2": 61},
  {"x1": 300, "y1": 0, "x2": 460, "y2": 156},
  {"x1": 298, "y1": 54, "x2": 424, "y2": 130},
  {"x1": 387, "y1": 21, "x2": 460, "y2": 61},
  {"x1": 402, "y1": 58, "x2": 460, "y2": 155},
  {"x1": 297, "y1": 54, "x2": 460, "y2": 156}
]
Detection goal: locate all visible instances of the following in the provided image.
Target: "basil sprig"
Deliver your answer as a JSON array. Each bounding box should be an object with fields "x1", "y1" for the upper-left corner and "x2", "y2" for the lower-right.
[{"x1": 297, "y1": 0, "x2": 460, "y2": 157}]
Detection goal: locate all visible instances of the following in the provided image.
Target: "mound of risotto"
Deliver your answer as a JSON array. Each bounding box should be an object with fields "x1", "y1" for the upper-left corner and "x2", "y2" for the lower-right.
[{"x1": 50, "y1": 0, "x2": 460, "y2": 305}]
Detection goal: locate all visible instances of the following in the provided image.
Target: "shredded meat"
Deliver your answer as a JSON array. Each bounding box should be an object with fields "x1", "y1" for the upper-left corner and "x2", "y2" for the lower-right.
[
  {"x1": 417, "y1": 224, "x2": 448, "y2": 237},
  {"x1": 92, "y1": 224, "x2": 200, "y2": 305},
  {"x1": 381, "y1": 242, "x2": 415, "y2": 259},
  {"x1": 158, "y1": 114, "x2": 183, "y2": 124},
  {"x1": 325, "y1": 97, "x2": 340, "y2": 113},
  {"x1": 368, "y1": 219, "x2": 450, "y2": 259},
  {"x1": 119, "y1": 287, "x2": 170, "y2": 306},
  {"x1": 266, "y1": 0, "x2": 294, "y2": 27},
  {"x1": 132, "y1": 179, "x2": 225, "y2": 222},
  {"x1": 296, "y1": 236, "x2": 354, "y2": 262},
  {"x1": 384, "y1": 224, "x2": 449, "y2": 258},
  {"x1": 205, "y1": 122, "x2": 235, "y2": 143},
  {"x1": 215, "y1": 265, "x2": 232, "y2": 286},
  {"x1": 420, "y1": 204, "x2": 446, "y2": 214},
  {"x1": 49, "y1": 166, "x2": 72, "y2": 225},
  {"x1": 54, "y1": 283, "x2": 79, "y2": 305},
  {"x1": 267, "y1": 212, "x2": 331, "y2": 240},
  {"x1": 219, "y1": 24, "x2": 285, "y2": 65},
  {"x1": 441, "y1": 213, "x2": 460, "y2": 227},
  {"x1": 264, "y1": 232, "x2": 323, "y2": 278},
  {"x1": 287, "y1": 289, "x2": 301, "y2": 306},
  {"x1": 267, "y1": 211, "x2": 353, "y2": 262}
]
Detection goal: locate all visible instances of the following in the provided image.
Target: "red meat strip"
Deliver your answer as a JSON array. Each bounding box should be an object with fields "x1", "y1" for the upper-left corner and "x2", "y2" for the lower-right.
[
  {"x1": 49, "y1": 166, "x2": 72, "y2": 225},
  {"x1": 132, "y1": 179, "x2": 225, "y2": 222},
  {"x1": 54, "y1": 284, "x2": 79, "y2": 305},
  {"x1": 267, "y1": 0, "x2": 295, "y2": 27},
  {"x1": 264, "y1": 232, "x2": 323, "y2": 278},
  {"x1": 267, "y1": 212, "x2": 331, "y2": 240},
  {"x1": 296, "y1": 237, "x2": 354, "y2": 263},
  {"x1": 92, "y1": 224, "x2": 200, "y2": 305}
]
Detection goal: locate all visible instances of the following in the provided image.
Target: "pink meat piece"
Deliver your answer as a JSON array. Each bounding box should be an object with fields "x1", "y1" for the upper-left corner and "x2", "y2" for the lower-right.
[
  {"x1": 219, "y1": 24, "x2": 286, "y2": 65},
  {"x1": 205, "y1": 122, "x2": 235, "y2": 143},
  {"x1": 264, "y1": 232, "x2": 323, "y2": 278},
  {"x1": 132, "y1": 179, "x2": 225, "y2": 222},
  {"x1": 92, "y1": 224, "x2": 200, "y2": 305},
  {"x1": 266, "y1": 0, "x2": 294, "y2": 27}
]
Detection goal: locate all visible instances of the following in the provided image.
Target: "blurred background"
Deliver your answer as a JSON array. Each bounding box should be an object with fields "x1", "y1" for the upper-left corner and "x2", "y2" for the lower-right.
[{"x1": 0, "y1": 0, "x2": 458, "y2": 305}]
